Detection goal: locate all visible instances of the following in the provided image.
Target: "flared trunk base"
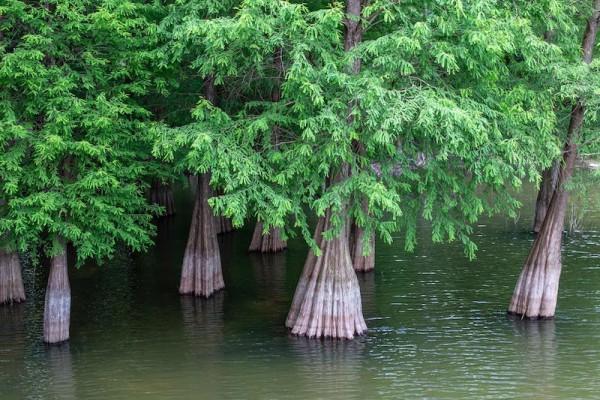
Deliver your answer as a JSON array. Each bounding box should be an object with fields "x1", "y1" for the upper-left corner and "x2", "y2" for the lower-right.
[
  {"x1": 286, "y1": 212, "x2": 367, "y2": 339},
  {"x1": 150, "y1": 181, "x2": 176, "y2": 217},
  {"x1": 180, "y1": 173, "x2": 224, "y2": 298},
  {"x1": 249, "y1": 222, "x2": 287, "y2": 253},
  {"x1": 0, "y1": 250, "x2": 26, "y2": 305}
]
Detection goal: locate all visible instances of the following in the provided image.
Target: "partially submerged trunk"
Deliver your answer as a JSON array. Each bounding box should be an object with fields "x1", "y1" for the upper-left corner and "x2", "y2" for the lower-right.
[
  {"x1": 179, "y1": 173, "x2": 224, "y2": 298},
  {"x1": 248, "y1": 221, "x2": 287, "y2": 253},
  {"x1": 0, "y1": 248, "x2": 25, "y2": 305},
  {"x1": 509, "y1": 3, "x2": 599, "y2": 318},
  {"x1": 43, "y1": 238, "x2": 70, "y2": 344},
  {"x1": 286, "y1": 210, "x2": 367, "y2": 339},
  {"x1": 214, "y1": 215, "x2": 233, "y2": 235},
  {"x1": 150, "y1": 180, "x2": 176, "y2": 217},
  {"x1": 349, "y1": 222, "x2": 374, "y2": 272},
  {"x1": 533, "y1": 163, "x2": 559, "y2": 233}
]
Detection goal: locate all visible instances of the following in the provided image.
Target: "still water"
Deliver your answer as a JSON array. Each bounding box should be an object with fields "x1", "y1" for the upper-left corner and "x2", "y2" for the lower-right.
[{"x1": 1, "y1": 186, "x2": 599, "y2": 399}]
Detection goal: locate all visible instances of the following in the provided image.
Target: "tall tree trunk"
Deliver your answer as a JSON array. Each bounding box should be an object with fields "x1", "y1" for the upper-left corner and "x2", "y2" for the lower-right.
[
  {"x1": 343, "y1": 0, "x2": 375, "y2": 272},
  {"x1": 533, "y1": 163, "x2": 559, "y2": 233},
  {"x1": 150, "y1": 180, "x2": 176, "y2": 217},
  {"x1": 43, "y1": 238, "x2": 70, "y2": 343},
  {"x1": 249, "y1": 48, "x2": 287, "y2": 252},
  {"x1": 287, "y1": 0, "x2": 369, "y2": 338},
  {"x1": 249, "y1": 221, "x2": 287, "y2": 253},
  {"x1": 179, "y1": 173, "x2": 224, "y2": 297},
  {"x1": 286, "y1": 209, "x2": 367, "y2": 339},
  {"x1": 0, "y1": 248, "x2": 26, "y2": 305},
  {"x1": 509, "y1": 3, "x2": 600, "y2": 318}
]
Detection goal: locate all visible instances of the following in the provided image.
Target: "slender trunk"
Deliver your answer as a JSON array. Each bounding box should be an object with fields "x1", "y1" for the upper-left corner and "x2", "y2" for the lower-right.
[
  {"x1": 150, "y1": 180, "x2": 176, "y2": 217},
  {"x1": 249, "y1": 221, "x2": 287, "y2": 253},
  {"x1": 286, "y1": 209, "x2": 367, "y2": 339},
  {"x1": 43, "y1": 238, "x2": 70, "y2": 343},
  {"x1": 533, "y1": 163, "x2": 559, "y2": 233},
  {"x1": 349, "y1": 220, "x2": 375, "y2": 272},
  {"x1": 249, "y1": 48, "x2": 286, "y2": 252},
  {"x1": 179, "y1": 173, "x2": 224, "y2": 297},
  {"x1": 509, "y1": 2, "x2": 599, "y2": 318},
  {"x1": 0, "y1": 248, "x2": 26, "y2": 305}
]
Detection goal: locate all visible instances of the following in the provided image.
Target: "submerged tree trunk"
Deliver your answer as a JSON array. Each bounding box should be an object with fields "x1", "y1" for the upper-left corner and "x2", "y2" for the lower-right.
[
  {"x1": 509, "y1": 3, "x2": 599, "y2": 318},
  {"x1": 43, "y1": 238, "x2": 70, "y2": 343},
  {"x1": 533, "y1": 163, "x2": 559, "y2": 233},
  {"x1": 179, "y1": 173, "x2": 224, "y2": 298},
  {"x1": 150, "y1": 180, "x2": 176, "y2": 217},
  {"x1": 0, "y1": 248, "x2": 25, "y2": 305},
  {"x1": 286, "y1": 209, "x2": 367, "y2": 339},
  {"x1": 248, "y1": 221, "x2": 287, "y2": 253},
  {"x1": 214, "y1": 215, "x2": 233, "y2": 235}
]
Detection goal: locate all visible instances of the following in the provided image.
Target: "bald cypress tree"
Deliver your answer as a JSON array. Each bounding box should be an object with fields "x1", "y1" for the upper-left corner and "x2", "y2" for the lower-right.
[{"x1": 0, "y1": 0, "x2": 159, "y2": 343}]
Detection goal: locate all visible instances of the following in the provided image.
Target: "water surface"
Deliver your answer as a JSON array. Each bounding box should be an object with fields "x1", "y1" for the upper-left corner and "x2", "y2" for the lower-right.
[{"x1": 1, "y1": 186, "x2": 599, "y2": 399}]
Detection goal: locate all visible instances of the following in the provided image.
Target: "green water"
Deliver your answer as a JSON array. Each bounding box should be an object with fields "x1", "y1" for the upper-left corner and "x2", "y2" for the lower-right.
[{"x1": 1, "y1": 187, "x2": 599, "y2": 399}]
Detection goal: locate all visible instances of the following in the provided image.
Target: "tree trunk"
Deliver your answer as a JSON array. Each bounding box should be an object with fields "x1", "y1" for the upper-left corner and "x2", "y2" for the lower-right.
[
  {"x1": 214, "y1": 215, "x2": 234, "y2": 235},
  {"x1": 248, "y1": 221, "x2": 287, "y2": 253},
  {"x1": 286, "y1": 209, "x2": 367, "y2": 339},
  {"x1": 349, "y1": 222, "x2": 375, "y2": 272},
  {"x1": 509, "y1": 2, "x2": 600, "y2": 318},
  {"x1": 43, "y1": 238, "x2": 70, "y2": 343},
  {"x1": 248, "y1": 48, "x2": 286, "y2": 252},
  {"x1": 179, "y1": 173, "x2": 224, "y2": 297},
  {"x1": 0, "y1": 248, "x2": 25, "y2": 305},
  {"x1": 150, "y1": 180, "x2": 176, "y2": 217},
  {"x1": 533, "y1": 162, "x2": 559, "y2": 233}
]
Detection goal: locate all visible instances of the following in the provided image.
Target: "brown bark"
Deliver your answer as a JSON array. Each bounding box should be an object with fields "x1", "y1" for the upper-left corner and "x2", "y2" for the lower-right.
[
  {"x1": 0, "y1": 248, "x2": 26, "y2": 305},
  {"x1": 248, "y1": 221, "x2": 287, "y2": 253},
  {"x1": 286, "y1": 209, "x2": 367, "y2": 339},
  {"x1": 150, "y1": 180, "x2": 176, "y2": 217},
  {"x1": 214, "y1": 215, "x2": 234, "y2": 235},
  {"x1": 349, "y1": 221, "x2": 375, "y2": 272},
  {"x1": 43, "y1": 238, "x2": 70, "y2": 343},
  {"x1": 179, "y1": 173, "x2": 224, "y2": 297},
  {"x1": 533, "y1": 162, "x2": 559, "y2": 233},
  {"x1": 509, "y1": 3, "x2": 600, "y2": 318}
]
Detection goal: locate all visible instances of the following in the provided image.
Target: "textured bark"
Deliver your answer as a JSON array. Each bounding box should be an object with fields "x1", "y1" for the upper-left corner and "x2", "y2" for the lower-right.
[
  {"x1": 180, "y1": 173, "x2": 224, "y2": 298},
  {"x1": 349, "y1": 222, "x2": 375, "y2": 272},
  {"x1": 286, "y1": 210, "x2": 367, "y2": 339},
  {"x1": 150, "y1": 180, "x2": 176, "y2": 217},
  {"x1": 248, "y1": 221, "x2": 287, "y2": 253},
  {"x1": 0, "y1": 248, "x2": 25, "y2": 305},
  {"x1": 533, "y1": 163, "x2": 559, "y2": 233},
  {"x1": 43, "y1": 239, "x2": 70, "y2": 344},
  {"x1": 214, "y1": 215, "x2": 234, "y2": 235},
  {"x1": 509, "y1": 3, "x2": 600, "y2": 318}
]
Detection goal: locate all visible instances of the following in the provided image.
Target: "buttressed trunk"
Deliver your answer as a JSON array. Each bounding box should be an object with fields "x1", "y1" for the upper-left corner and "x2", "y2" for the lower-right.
[
  {"x1": 43, "y1": 238, "x2": 70, "y2": 343},
  {"x1": 179, "y1": 173, "x2": 224, "y2": 298},
  {"x1": 214, "y1": 215, "x2": 233, "y2": 235},
  {"x1": 533, "y1": 162, "x2": 559, "y2": 233},
  {"x1": 248, "y1": 221, "x2": 287, "y2": 253},
  {"x1": 286, "y1": 209, "x2": 367, "y2": 339},
  {"x1": 150, "y1": 180, "x2": 175, "y2": 217},
  {"x1": 0, "y1": 248, "x2": 26, "y2": 305},
  {"x1": 509, "y1": 2, "x2": 600, "y2": 318}
]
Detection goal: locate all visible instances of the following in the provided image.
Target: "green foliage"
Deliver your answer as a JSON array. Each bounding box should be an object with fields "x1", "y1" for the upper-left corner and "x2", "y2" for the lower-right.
[
  {"x1": 0, "y1": 0, "x2": 161, "y2": 264},
  {"x1": 153, "y1": 0, "x2": 578, "y2": 258}
]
